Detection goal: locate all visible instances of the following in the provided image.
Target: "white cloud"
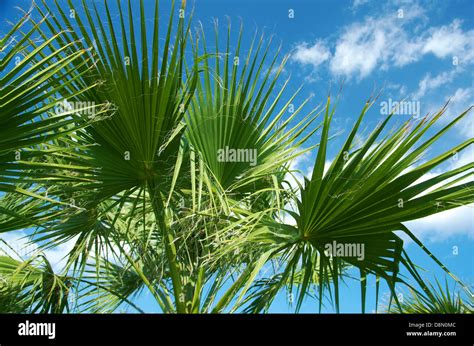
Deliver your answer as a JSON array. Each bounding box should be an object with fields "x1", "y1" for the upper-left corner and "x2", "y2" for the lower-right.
[
  {"x1": 0, "y1": 230, "x2": 76, "y2": 272},
  {"x1": 329, "y1": 18, "x2": 391, "y2": 78},
  {"x1": 293, "y1": 6, "x2": 474, "y2": 80},
  {"x1": 404, "y1": 205, "x2": 473, "y2": 242},
  {"x1": 422, "y1": 20, "x2": 474, "y2": 63},
  {"x1": 437, "y1": 87, "x2": 474, "y2": 139},
  {"x1": 401, "y1": 149, "x2": 474, "y2": 243},
  {"x1": 328, "y1": 7, "x2": 427, "y2": 79},
  {"x1": 292, "y1": 41, "x2": 331, "y2": 68},
  {"x1": 413, "y1": 69, "x2": 459, "y2": 99}
]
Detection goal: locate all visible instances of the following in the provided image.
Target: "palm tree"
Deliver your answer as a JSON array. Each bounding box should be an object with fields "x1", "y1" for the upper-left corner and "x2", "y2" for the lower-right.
[
  {"x1": 388, "y1": 278, "x2": 472, "y2": 314},
  {"x1": 0, "y1": 0, "x2": 472, "y2": 313}
]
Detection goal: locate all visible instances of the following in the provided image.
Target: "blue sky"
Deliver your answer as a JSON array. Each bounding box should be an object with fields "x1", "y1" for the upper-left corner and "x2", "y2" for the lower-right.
[{"x1": 1, "y1": 0, "x2": 473, "y2": 312}]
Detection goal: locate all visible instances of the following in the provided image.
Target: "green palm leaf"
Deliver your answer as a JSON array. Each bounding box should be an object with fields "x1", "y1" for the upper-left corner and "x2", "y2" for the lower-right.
[{"x1": 186, "y1": 23, "x2": 320, "y2": 196}]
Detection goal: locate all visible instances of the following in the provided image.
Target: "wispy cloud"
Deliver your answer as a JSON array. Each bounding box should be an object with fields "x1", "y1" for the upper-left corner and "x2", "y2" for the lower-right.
[
  {"x1": 422, "y1": 20, "x2": 474, "y2": 63},
  {"x1": 292, "y1": 40, "x2": 331, "y2": 68},
  {"x1": 421, "y1": 86, "x2": 474, "y2": 139},
  {"x1": 413, "y1": 69, "x2": 459, "y2": 99},
  {"x1": 444, "y1": 87, "x2": 474, "y2": 139},
  {"x1": 292, "y1": 5, "x2": 474, "y2": 80}
]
